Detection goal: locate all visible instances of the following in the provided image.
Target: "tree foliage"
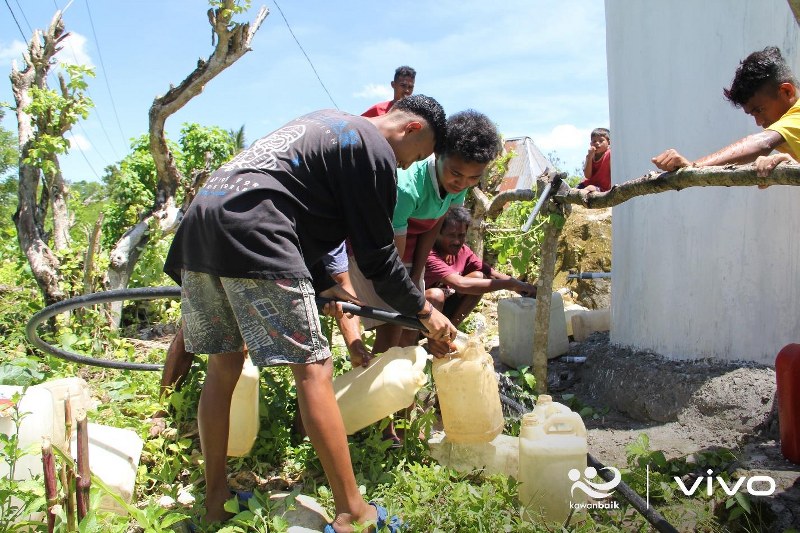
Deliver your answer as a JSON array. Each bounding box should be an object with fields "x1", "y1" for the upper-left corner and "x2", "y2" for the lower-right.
[
  {"x1": 102, "y1": 124, "x2": 236, "y2": 246},
  {"x1": 23, "y1": 64, "x2": 94, "y2": 179}
]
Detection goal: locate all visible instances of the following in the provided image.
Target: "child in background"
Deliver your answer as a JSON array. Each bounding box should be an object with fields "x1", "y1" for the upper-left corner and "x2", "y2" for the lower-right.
[{"x1": 578, "y1": 127, "x2": 611, "y2": 192}]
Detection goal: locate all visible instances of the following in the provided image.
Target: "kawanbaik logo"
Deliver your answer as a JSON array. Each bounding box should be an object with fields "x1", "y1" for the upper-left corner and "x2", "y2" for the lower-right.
[{"x1": 568, "y1": 466, "x2": 622, "y2": 510}]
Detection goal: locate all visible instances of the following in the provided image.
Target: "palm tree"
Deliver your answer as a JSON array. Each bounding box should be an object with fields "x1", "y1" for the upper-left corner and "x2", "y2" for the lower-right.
[{"x1": 228, "y1": 125, "x2": 246, "y2": 154}]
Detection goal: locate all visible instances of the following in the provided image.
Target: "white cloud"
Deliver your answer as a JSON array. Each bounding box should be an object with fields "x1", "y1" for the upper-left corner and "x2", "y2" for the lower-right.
[
  {"x1": 531, "y1": 124, "x2": 597, "y2": 175},
  {"x1": 66, "y1": 133, "x2": 91, "y2": 152},
  {"x1": 56, "y1": 33, "x2": 94, "y2": 68},
  {"x1": 353, "y1": 83, "x2": 392, "y2": 100},
  {"x1": 0, "y1": 40, "x2": 27, "y2": 67},
  {"x1": 533, "y1": 124, "x2": 591, "y2": 152}
]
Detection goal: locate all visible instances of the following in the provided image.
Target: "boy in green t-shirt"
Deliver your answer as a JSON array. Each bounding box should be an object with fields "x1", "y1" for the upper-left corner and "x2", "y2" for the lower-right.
[{"x1": 653, "y1": 46, "x2": 799, "y2": 178}]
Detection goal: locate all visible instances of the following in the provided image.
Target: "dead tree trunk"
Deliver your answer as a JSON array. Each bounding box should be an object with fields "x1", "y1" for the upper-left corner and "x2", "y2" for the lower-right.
[
  {"x1": 105, "y1": 2, "x2": 268, "y2": 322},
  {"x1": 45, "y1": 152, "x2": 70, "y2": 252},
  {"x1": 10, "y1": 12, "x2": 69, "y2": 305}
]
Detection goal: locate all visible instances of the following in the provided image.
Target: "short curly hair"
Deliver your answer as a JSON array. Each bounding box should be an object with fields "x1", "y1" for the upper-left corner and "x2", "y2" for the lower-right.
[
  {"x1": 394, "y1": 66, "x2": 416, "y2": 80},
  {"x1": 724, "y1": 46, "x2": 798, "y2": 107},
  {"x1": 391, "y1": 94, "x2": 447, "y2": 153},
  {"x1": 443, "y1": 205, "x2": 473, "y2": 229},
  {"x1": 443, "y1": 110, "x2": 502, "y2": 164}
]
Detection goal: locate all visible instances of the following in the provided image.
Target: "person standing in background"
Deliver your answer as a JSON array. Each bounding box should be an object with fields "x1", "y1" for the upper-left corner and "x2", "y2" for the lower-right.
[{"x1": 362, "y1": 66, "x2": 416, "y2": 117}]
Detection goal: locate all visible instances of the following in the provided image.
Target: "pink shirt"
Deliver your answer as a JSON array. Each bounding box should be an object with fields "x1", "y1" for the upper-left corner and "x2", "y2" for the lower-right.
[{"x1": 425, "y1": 244, "x2": 493, "y2": 288}]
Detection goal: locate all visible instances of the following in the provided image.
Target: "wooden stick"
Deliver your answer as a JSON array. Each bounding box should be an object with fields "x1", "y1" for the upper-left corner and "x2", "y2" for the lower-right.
[
  {"x1": 42, "y1": 437, "x2": 58, "y2": 533},
  {"x1": 75, "y1": 410, "x2": 90, "y2": 521},
  {"x1": 63, "y1": 397, "x2": 76, "y2": 530},
  {"x1": 532, "y1": 218, "x2": 563, "y2": 393}
]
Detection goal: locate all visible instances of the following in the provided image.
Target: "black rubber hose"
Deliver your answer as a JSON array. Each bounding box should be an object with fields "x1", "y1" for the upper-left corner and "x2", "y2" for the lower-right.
[
  {"x1": 26, "y1": 286, "x2": 181, "y2": 371},
  {"x1": 25, "y1": 289, "x2": 428, "y2": 371},
  {"x1": 29, "y1": 288, "x2": 680, "y2": 532},
  {"x1": 586, "y1": 454, "x2": 678, "y2": 532},
  {"x1": 315, "y1": 297, "x2": 426, "y2": 330}
]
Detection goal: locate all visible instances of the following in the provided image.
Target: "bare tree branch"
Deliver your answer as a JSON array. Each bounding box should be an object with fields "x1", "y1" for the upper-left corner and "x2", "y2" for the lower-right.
[
  {"x1": 105, "y1": 3, "x2": 268, "y2": 308},
  {"x1": 558, "y1": 163, "x2": 800, "y2": 209},
  {"x1": 148, "y1": 2, "x2": 268, "y2": 209},
  {"x1": 486, "y1": 188, "x2": 538, "y2": 219}
]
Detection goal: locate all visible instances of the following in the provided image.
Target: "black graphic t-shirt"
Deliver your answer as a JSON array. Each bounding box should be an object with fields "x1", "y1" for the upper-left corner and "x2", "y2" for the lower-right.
[{"x1": 164, "y1": 109, "x2": 425, "y2": 316}]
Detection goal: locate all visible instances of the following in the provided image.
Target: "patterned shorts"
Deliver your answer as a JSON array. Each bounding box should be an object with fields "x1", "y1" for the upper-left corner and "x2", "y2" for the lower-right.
[{"x1": 180, "y1": 271, "x2": 331, "y2": 367}]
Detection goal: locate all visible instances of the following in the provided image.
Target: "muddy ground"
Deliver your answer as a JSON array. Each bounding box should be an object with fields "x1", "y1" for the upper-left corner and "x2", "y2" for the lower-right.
[{"x1": 487, "y1": 324, "x2": 800, "y2": 531}]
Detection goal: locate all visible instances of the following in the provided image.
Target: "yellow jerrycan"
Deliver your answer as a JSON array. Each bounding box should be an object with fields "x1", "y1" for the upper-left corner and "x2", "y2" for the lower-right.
[
  {"x1": 431, "y1": 338, "x2": 504, "y2": 443},
  {"x1": 334, "y1": 346, "x2": 429, "y2": 435},
  {"x1": 518, "y1": 412, "x2": 588, "y2": 523}
]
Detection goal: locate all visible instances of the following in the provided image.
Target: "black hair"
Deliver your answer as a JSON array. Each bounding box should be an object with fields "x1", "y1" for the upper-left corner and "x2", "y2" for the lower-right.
[
  {"x1": 394, "y1": 66, "x2": 416, "y2": 80},
  {"x1": 443, "y1": 205, "x2": 472, "y2": 229},
  {"x1": 443, "y1": 110, "x2": 502, "y2": 163},
  {"x1": 724, "y1": 46, "x2": 798, "y2": 107},
  {"x1": 591, "y1": 127, "x2": 610, "y2": 140},
  {"x1": 391, "y1": 94, "x2": 447, "y2": 153}
]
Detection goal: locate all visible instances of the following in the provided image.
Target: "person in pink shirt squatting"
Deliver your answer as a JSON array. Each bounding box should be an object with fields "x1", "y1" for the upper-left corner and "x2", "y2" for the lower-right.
[{"x1": 424, "y1": 206, "x2": 537, "y2": 355}]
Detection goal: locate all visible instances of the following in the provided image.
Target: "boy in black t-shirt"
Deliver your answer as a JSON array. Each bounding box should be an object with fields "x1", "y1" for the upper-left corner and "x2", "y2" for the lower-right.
[{"x1": 164, "y1": 95, "x2": 457, "y2": 530}]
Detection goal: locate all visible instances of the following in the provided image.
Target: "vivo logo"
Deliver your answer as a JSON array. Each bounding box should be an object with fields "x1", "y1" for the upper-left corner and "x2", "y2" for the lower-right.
[{"x1": 674, "y1": 469, "x2": 776, "y2": 497}]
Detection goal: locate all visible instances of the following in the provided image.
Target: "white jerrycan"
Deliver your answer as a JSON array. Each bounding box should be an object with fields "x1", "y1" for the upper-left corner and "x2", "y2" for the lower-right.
[
  {"x1": 518, "y1": 412, "x2": 588, "y2": 523},
  {"x1": 334, "y1": 346, "x2": 429, "y2": 435}
]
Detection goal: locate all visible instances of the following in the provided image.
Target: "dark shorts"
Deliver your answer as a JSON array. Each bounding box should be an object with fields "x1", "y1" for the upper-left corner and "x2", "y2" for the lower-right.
[{"x1": 180, "y1": 271, "x2": 331, "y2": 367}]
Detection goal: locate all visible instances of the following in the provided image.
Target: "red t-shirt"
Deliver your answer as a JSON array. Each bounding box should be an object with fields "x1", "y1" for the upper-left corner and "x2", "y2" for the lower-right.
[
  {"x1": 580, "y1": 149, "x2": 611, "y2": 191},
  {"x1": 424, "y1": 244, "x2": 493, "y2": 288},
  {"x1": 362, "y1": 100, "x2": 393, "y2": 118}
]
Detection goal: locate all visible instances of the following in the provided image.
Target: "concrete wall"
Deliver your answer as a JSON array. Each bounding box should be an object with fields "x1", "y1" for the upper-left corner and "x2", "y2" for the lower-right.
[{"x1": 606, "y1": 0, "x2": 800, "y2": 364}]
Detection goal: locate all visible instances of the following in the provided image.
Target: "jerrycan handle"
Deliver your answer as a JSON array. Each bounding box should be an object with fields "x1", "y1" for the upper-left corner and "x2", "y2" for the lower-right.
[{"x1": 543, "y1": 412, "x2": 586, "y2": 437}]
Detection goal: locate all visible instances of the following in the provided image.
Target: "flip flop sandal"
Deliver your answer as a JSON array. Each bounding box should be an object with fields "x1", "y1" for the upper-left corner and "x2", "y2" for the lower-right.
[
  {"x1": 231, "y1": 489, "x2": 254, "y2": 511},
  {"x1": 323, "y1": 501, "x2": 405, "y2": 532},
  {"x1": 369, "y1": 501, "x2": 405, "y2": 531}
]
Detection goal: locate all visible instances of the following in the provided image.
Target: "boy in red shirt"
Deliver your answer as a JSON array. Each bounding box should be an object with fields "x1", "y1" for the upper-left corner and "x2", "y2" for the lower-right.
[{"x1": 578, "y1": 127, "x2": 611, "y2": 192}]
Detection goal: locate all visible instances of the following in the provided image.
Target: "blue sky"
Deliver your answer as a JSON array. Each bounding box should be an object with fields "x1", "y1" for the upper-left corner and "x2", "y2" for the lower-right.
[{"x1": 1, "y1": 0, "x2": 608, "y2": 182}]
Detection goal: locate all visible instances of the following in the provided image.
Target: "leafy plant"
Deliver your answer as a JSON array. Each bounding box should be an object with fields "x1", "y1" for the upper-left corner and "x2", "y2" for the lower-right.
[
  {"x1": 506, "y1": 365, "x2": 537, "y2": 394},
  {"x1": 485, "y1": 199, "x2": 544, "y2": 281},
  {"x1": 0, "y1": 391, "x2": 46, "y2": 532}
]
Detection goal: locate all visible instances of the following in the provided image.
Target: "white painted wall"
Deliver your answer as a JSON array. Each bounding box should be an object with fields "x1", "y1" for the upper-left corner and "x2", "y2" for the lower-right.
[{"x1": 606, "y1": 0, "x2": 800, "y2": 364}]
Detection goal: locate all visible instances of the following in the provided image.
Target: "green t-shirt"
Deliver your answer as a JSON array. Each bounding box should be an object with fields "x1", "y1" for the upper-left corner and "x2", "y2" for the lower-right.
[{"x1": 391, "y1": 156, "x2": 468, "y2": 234}]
